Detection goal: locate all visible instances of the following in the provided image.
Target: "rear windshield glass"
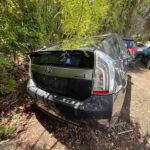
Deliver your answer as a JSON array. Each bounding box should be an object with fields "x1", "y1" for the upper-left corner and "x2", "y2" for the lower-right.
[
  {"x1": 31, "y1": 51, "x2": 94, "y2": 69},
  {"x1": 123, "y1": 40, "x2": 137, "y2": 48}
]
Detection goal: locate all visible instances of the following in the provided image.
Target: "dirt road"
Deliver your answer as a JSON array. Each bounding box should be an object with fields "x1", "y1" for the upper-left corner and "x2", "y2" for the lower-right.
[
  {"x1": 0, "y1": 64, "x2": 150, "y2": 150},
  {"x1": 127, "y1": 66, "x2": 150, "y2": 136}
]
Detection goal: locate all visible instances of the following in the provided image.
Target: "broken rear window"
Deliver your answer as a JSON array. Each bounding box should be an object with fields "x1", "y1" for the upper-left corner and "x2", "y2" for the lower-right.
[{"x1": 31, "y1": 51, "x2": 94, "y2": 69}]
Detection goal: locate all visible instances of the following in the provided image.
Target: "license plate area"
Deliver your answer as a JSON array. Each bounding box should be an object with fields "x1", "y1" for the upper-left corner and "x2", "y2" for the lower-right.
[{"x1": 32, "y1": 71, "x2": 92, "y2": 101}]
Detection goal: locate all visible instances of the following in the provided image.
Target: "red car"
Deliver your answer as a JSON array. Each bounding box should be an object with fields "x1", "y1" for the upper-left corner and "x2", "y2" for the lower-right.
[{"x1": 123, "y1": 39, "x2": 138, "y2": 54}]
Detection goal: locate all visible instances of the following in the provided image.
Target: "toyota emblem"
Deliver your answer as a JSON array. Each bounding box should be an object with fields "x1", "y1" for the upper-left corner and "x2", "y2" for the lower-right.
[{"x1": 45, "y1": 66, "x2": 52, "y2": 74}]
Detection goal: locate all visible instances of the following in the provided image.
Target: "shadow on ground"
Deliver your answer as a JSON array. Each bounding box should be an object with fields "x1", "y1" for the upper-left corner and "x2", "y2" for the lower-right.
[
  {"x1": 27, "y1": 74, "x2": 149, "y2": 150},
  {"x1": 128, "y1": 59, "x2": 148, "y2": 74}
]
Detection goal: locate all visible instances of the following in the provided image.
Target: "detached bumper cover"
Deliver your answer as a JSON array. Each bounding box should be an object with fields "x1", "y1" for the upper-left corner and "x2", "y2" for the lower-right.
[{"x1": 27, "y1": 79, "x2": 125, "y2": 125}]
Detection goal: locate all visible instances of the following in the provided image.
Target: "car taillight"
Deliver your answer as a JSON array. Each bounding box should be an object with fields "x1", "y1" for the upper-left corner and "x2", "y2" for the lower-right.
[
  {"x1": 128, "y1": 48, "x2": 138, "y2": 54},
  {"x1": 92, "y1": 51, "x2": 115, "y2": 95}
]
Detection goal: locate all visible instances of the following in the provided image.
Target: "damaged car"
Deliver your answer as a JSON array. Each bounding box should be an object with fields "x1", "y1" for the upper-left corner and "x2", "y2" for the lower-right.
[
  {"x1": 141, "y1": 47, "x2": 150, "y2": 69},
  {"x1": 27, "y1": 33, "x2": 128, "y2": 128}
]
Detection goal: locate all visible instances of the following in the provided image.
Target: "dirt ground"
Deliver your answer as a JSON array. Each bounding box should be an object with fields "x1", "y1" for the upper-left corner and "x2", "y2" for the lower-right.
[
  {"x1": 0, "y1": 63, "x2": 150, "y2": 150},
  {"x1": 126, "y1": 65, "x2": 150, "y2": 136}
]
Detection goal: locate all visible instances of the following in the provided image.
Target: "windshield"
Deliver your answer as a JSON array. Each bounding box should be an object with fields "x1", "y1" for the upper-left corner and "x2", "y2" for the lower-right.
[{"x1": 123, "y1": 40, "x2": 137, "y2": 48}]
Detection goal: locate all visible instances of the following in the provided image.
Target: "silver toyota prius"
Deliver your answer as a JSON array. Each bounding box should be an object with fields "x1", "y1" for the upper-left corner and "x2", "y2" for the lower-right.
[{"x1": 27, "y1": 33, "x2": 128, "y2": 128}]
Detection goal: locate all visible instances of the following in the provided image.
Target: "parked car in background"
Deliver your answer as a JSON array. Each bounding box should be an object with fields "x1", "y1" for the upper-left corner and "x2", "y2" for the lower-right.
[
  {"x1": 141, "y1": 47, "x2": 150, "y2": 69},
  {"x1": 123, "y1": 39, "x2": 143, "y2": 60},
  {"x1": 27, "y1": 33, "x2": 128, "y2": 128},
  {"x1": 123, "y1": 39, "x2": 138, "y2": 54},
  {"x1": 137, "y1": 43, "x2": 147, "y2": 52}
]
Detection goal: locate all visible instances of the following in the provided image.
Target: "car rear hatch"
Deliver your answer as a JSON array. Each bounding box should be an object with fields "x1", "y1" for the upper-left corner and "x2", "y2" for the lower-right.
[{"x1": 30, "y1": 50, "x2": 94, "y2": 101}]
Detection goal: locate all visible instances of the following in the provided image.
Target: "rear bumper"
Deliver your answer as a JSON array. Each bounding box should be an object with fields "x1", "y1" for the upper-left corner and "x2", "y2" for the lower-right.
[{"x1": 27, "y1": 79, "x2": 126, "y2": 126}]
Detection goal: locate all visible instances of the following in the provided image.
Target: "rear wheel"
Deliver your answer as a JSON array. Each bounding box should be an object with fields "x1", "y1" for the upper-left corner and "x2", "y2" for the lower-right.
[{"x1": 147, "y1": 60, "x2": 150, "y2": 69}]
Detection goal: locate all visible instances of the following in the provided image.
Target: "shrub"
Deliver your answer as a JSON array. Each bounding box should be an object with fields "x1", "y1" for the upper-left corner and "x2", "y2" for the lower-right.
[
  {"x1": 0, "y1": 124, "x2": 16, "y2": 138},
  {"x1": 0, "y1": 53, "x2": 16, "y2": 95},
  {"x1": 0, "y1": 125, "x2": 5, "y2": 138},
  {"x1": 0, "y1": 113, "x2": 19, "y2": 138}
]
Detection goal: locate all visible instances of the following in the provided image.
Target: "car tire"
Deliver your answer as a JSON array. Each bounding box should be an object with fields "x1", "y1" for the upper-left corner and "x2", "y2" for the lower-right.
[{"x1": 147, "y1": 60, "x2": 150, "y2": 69}]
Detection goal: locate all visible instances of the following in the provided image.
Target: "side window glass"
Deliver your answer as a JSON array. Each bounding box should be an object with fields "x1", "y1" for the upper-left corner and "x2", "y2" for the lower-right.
[
  {"x1": 118, "y1": 36, "x2": 129, "y2": 58},
  {"x1": 101, "y1": 36, "x2": 123, "y2": 60},
  {"x1": 108, "y1": 37, "x2": 121, "y2": 59},
  {"x1": 102, "y1": 39, "x2": 115, "y2": 59}
]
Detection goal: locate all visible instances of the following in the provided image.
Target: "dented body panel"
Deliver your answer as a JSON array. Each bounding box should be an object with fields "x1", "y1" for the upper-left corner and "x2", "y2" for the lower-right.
[{"x1": 27, "y1": 33, "x2": 128, "y2": 126}]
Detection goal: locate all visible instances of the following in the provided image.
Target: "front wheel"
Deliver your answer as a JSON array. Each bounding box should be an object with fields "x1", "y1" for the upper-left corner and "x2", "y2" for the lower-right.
[{"x1": 147, "y1": 60, "x2": 150, "y2": 69}]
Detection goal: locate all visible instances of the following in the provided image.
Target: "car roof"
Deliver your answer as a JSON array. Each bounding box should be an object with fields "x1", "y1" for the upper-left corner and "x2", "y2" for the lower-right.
[
  {"x1": 123, "y1": 38, "x2": 135, "y2": 41},
  {"x1": 31, "y1": 33, "x2": 117, "y2": 54}
]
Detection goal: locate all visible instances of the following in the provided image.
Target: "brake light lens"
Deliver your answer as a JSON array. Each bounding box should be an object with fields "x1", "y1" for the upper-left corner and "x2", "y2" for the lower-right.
[
  {"x1": 91, "y1": 90, "x2": 109, "y2": 94},
  {"x1": 92, "y1": 51, "x2": 115, "y2": 95},
  {"x1": 128, "y1": 48, "x2": 138, "y2": 54}
]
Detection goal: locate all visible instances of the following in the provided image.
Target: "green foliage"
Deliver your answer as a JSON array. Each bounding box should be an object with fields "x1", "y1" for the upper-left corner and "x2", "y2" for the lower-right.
[
  {"x1": 0, "y1": 0, "x2": 62, "y2": 53},
  {"x1": 0, "y1": 125, "x2": 5, "y2": 138},
  {"x1": 105, "y1": 0, "x2": 138, "y2": 33},
  {"x1": 5, "y1": 124, "x2": 16, "y2": 136},
  {"x1": 0, "y1": 0, "x2": 140, "y2": 54},
  {"x1": 0, "y1": 0, "x2": 43, "y2": 53},
  {"x1": 0, "y1": 113, "x2": 19, "y2": 138},
  {"x1": 0, "y1": 54, "x2": 16, "y2": 94},
  {"x1": 0, "y1": 79, "x2": 16, "y2": 95},
  {"x1": 0, "y1": 123, "x2": 16, "y2": 138},
  {"x1": 138, "y1": 0, "x2": 150, "y2": 16},
  {"x1": 60, "y1": 0, "x2": 110, "y2": 38},
  {"x1": 0, "y1": 54, "x2": 12, "y2": 69}
]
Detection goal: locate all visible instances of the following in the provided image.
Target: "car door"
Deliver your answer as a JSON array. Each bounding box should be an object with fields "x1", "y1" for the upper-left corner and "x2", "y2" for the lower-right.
[
  {"x1": 101, "y1": 34, "x2": 127, "y2": 92},
  {"x1": 117, "y1": 35, "x2": 128, "y2": 89},
  {"x1": 108, "y1": 35, "x2": 128, "y2": 90}
]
